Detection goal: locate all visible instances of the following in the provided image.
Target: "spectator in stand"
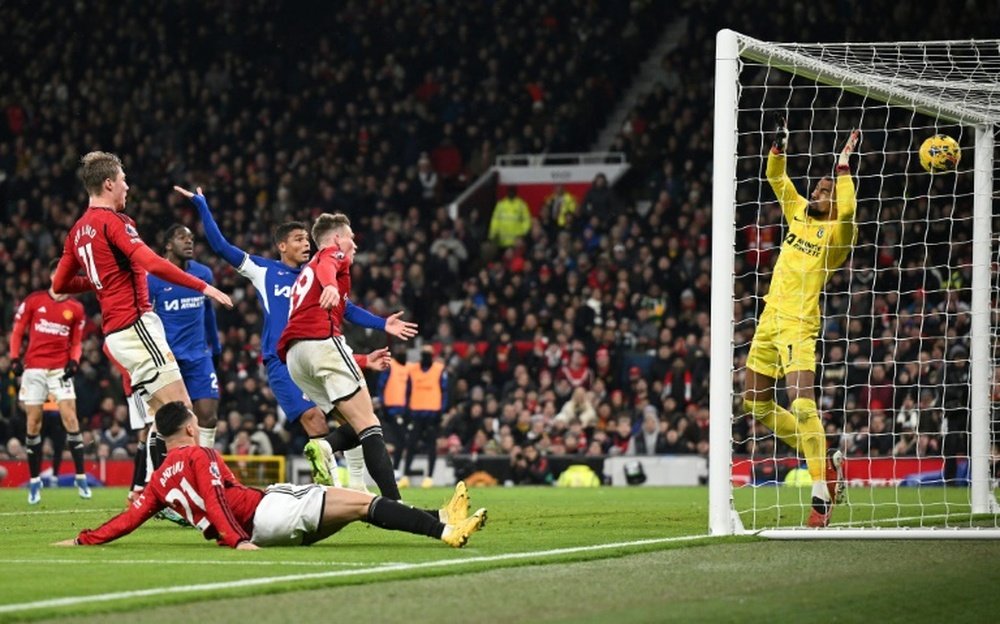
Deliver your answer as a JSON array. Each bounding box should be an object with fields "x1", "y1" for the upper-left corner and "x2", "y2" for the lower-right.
[
  {"x1": 627, "y1": 407, "x2": 668, "y2": 455},
  {"x1": 509, "y1": 443, "x2": 552, "y2": 485},
  {"x1": 541, "y1": 185, "x2": 578, "y2": 231},
  {"x1": 488, "y1": 186, "x2": 532, "y2": 250}
]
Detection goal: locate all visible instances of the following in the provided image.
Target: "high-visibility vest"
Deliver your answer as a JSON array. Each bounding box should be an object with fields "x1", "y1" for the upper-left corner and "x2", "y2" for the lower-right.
[
  {"x1": 382, "y1": 360, "x2": 409, "y2": 409},
  {"x1": 406, "y1": 361, "x2": 444, "y2": 411}
]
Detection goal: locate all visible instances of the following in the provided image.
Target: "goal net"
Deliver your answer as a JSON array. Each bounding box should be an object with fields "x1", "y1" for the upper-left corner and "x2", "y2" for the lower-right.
[{"x1": 710, "y1": 30, "x2": 1000, "y2": 538}]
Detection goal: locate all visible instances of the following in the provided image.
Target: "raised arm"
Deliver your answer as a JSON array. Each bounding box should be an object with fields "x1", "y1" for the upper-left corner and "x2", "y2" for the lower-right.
[
  {"x1": 829, "y1": 130, "x2": 860, "y2": 268},
  {"x1": 765, "y1": 116, "x2": 807, "y2": 221},
  {"x1": 174, "y1": 186, "x2": 247, "y2": 268}
]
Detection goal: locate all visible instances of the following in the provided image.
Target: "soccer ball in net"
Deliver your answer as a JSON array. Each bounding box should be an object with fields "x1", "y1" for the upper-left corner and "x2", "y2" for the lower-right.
[{"x1": 918, "y1": 134, "x2": 961, "y2": 172}]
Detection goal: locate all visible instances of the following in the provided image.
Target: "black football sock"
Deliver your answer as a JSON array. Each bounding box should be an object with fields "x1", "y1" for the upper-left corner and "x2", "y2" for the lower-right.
[
  {"x1": 325, "y1": 423, "x2": 360, "y2": 453},
  {"x1": 67, "y1": 431, "x2": 86, "y2": 475},
  {"x1": 150, "y1": 433, "x2": 167, "y2": 470},
  {"x1": 26, "y1": 435, "x2": 43, "y2": 479},
  {"x1": 366, "y1": 496, "x2": 444, "y2": 539},
  {"x1": 132, "y1": 441, "x2": 148, "y2": 490},
  {"x1": 359, "y1": 425, "x2": 400, "y2": 500},
  {"x1": 812, "y1": 496, "x2": 831, "y2": 515}
]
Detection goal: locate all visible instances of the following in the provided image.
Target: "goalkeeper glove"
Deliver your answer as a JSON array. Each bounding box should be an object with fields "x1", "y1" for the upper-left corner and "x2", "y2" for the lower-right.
[
  {"x1": 63, "y1": 360, "x2": 79, "y2": 381},
  {"x1": 771, "y1": 115, "x2": 789, "y2": 153},
  {"x1": 837, "y1": 130, "x2": 860, "y2": 172},
  {"x1": 11, "y1": 359, "x2": 24, "y2": 377}
]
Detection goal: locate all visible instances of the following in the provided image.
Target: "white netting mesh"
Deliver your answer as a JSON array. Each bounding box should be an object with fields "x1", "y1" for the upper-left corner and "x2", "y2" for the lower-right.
[{"x1": 727, "y1": 36, "x2": 1000, "y2": 531}]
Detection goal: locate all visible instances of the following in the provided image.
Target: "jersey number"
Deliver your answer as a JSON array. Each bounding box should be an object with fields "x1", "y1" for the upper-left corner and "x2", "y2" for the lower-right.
[
  {"x1": 164, "y1": 477, "x2": 209, "y2": 529},
  {"x1": 288, "y1": 266, "x2": 315, "y2": 317},
  {"x1": 76, "y1": 243, "x2": 104, "y2": 290}
]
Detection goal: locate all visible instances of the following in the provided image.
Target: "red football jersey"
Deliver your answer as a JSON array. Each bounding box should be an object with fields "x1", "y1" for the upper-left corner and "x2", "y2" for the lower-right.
[
  {"x1": 76, "y1": 445, "x2": 264, "y2": 548},
  {"x1": 54, "y1": 206, "x2": 207, "y2": 334},
  {"x1": 277, "y1": 245, "x2": 350, "y2": 362},
  {"x1": 9, "y1": 290, "x2": 84, "y2": 369}
]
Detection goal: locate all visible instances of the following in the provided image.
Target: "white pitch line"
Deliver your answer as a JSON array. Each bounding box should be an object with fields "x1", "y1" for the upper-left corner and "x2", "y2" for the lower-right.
[
  {"x1": 0, "y1": 534, "x2": 711, "y2": 614},
  {"x1": 0, "y1": 508, "x2": 121, "y2": 517},
  {"x1": 0, "y1": 559, "x2": 378, "y2": 567}
]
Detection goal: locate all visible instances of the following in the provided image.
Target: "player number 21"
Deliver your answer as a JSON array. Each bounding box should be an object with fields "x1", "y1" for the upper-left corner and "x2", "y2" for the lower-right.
[
  {"x1": 76, "y1": 243, "x2": 104, "y2": 290},
  {"x1": 165, "y1": 477, "x2": 209, "y2": 529}
]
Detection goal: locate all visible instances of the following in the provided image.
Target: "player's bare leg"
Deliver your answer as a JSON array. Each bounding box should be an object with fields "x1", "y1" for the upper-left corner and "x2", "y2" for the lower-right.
[
  {"x1": 334, "y1": 387, "x2": 401, "y2": 500},
  {"x1": 23, "y1": 403, "x2": 44, "y2": 504},
  {"x1": 57, "y1": 399, "x2": 90, "y2": 499},
  {"x1": 146, "y1": 379, "x2": 193, "y2": 414},
  {"x1": 192, "y1": 397, "x2": 219, "y2": 448}
]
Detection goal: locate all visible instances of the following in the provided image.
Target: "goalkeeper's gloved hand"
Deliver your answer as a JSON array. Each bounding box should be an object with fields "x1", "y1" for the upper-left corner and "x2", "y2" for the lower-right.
[
  {"x1": 771, "y1": 115, "x2": 789, "y2": 152},
  {"x1": 837, "y1": 129, "x2": 860, "y2": 172},
  {"x1": 11, "y1": 359, "x2": 24, "y2": 377},
  {"x1": 63, "y1": 359, "x2": 79, "y2": 381}
]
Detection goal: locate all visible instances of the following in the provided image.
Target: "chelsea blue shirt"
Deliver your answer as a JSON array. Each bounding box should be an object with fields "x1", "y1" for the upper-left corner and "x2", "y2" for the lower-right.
[
  {"x1": 147, "y1": 260, "x2": 221, "y2": 361},
  {"x1": 193, "y1": 195, "x2": 385, "y2": 361}
]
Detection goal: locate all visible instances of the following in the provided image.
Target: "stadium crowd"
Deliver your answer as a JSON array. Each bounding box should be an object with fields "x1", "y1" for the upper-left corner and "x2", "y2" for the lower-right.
[{"x1": 2, "y1": 0, "x2": 999, "y2": 483}]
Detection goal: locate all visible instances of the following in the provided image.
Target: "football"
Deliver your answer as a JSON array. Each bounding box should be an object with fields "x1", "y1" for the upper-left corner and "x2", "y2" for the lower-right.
[{"x1": 918, "y1": 134, "x2": 961, "y2": 172}]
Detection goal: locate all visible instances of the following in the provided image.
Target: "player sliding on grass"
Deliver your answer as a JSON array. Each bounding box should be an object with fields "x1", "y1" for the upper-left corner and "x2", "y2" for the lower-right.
[
  {"x1": 176, "y1": 186, "x2": 417, "y2": 489},
  {"x1": 743, "y1": 118, "x2": 858, "y2": 528},
  {"x1": 56, "y1": 401, "x2": 484, "y2": 549}
]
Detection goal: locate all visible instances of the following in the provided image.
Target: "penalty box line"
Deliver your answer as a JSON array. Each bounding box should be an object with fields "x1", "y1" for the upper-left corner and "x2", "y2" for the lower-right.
[{"x1": 0, "y1": 534, "x2": 711, "y2": 615}]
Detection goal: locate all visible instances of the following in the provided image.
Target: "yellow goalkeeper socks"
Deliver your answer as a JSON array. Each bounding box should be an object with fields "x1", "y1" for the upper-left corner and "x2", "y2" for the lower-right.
[
  {"x1": 745, "y1": 399, "x2": 801, "y2": 452},
  {"x1": 790, "y1": 398, "x2": 827, "y2": 485}
]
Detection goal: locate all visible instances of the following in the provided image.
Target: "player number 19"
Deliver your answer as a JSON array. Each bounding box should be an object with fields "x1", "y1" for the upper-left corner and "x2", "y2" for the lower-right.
[{"x1": 288, "y1": 266, "x2": 315, "y2": 317}]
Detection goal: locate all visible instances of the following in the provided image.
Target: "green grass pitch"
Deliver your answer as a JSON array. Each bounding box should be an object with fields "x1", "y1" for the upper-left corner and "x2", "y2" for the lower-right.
[{"x1": 1, "y1": 486, "x2": 998, "y2": 623}]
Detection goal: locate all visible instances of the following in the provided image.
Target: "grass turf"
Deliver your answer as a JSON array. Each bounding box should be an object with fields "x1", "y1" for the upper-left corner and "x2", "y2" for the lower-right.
[{"x1": 0, "y1": 485, "x2": 998, "y2": 622}]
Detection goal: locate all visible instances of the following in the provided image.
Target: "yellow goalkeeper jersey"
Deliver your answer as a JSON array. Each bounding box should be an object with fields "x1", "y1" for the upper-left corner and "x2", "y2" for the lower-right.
[{"x1": 764, "y1": 150, "x2": 857, "y2": 320}]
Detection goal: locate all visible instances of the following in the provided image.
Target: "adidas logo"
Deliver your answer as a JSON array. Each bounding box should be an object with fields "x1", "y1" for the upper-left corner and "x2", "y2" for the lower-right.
[{"x1": 38, "y1": 306, "x2": 47, "y2": 313}]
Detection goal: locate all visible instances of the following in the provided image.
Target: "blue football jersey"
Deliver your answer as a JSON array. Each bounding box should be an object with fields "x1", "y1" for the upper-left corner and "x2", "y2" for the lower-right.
[
  {"x1": 236, "y1": 254, "x2": 300, "y2": 360},
  {"x1": 147, "y1": 260, "x2": 221, "y2": 361}
]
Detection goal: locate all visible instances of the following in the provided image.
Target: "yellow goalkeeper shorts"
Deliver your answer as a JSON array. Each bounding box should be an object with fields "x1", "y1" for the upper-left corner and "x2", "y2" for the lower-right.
[{"x1": 746, "y1": 305, "x2": 820, "y2": 380}]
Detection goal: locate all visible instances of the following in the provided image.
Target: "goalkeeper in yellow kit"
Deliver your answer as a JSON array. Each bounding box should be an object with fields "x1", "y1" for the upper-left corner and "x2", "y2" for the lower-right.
[{"x1": 744, "y1": 117, "x2": 859, "y2": 528}]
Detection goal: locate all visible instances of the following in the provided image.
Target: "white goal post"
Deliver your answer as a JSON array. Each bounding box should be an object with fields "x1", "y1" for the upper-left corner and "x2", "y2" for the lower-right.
[{"x1": 710, "y1": 29, "x2": 1000, "y2": 538}]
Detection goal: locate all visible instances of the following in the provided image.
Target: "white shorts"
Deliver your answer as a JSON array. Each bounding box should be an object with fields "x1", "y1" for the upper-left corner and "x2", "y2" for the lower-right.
[
  {"x1": 18, "y1": 368, "x2": 75, "y2": 404},
  {"x1": 127, "y1": 392, "x2": 153, "y2": 430},
  {"x1": 251, "y1": 483, "x2": 326, "y2": 546},
  {"x1": 105, "y1": 312, "x2": 182, "y2": 402},
  {"x1": 286, "y1": 336, "x2": 366, "y2": 414}
]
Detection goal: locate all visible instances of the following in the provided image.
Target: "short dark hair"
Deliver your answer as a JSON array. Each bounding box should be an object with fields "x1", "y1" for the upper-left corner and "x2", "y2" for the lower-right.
[
  {"x1": 164, "y1": 224, "x2": 187, "y2": 248},
  {"x1": 155, "y1": 401, "x2": 194, "y2": 438},
  {"x1": 274, "y1": 221, "x2": 308, "y2": 245},
  {"x1": 311, "y1": 213, "x2": 350, "y2": 246},
  {"x1": 78, "y1": 151, "x2": 123, "y2": 195}
]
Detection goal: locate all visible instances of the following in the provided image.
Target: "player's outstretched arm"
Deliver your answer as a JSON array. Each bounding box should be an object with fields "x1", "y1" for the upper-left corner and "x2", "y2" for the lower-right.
[
  {"x1": 835, "y1": 130, "x2": 860, "y2": 222},
  {"x1": 384, "y1": 311, "x2": 418, "y2": 340},
  {"x1": 174, "y1": 186, "x2": 247, "y2": 268},
  {"x1": 765, "y1": 115, "x2": 804, "y2": 220},
  {"x1": 343, "y1": 302, "x2": 419, "y2": 340}
]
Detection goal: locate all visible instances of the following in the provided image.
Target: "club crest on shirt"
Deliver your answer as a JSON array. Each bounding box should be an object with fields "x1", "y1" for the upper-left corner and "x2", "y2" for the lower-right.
[
  {"x1": 63, "y1": 310, "x2": 74, "y2": 321},
  {"x1": 816, "y1": 227, "x2": 824, "y2": 238},
  {"x1": 333, "y1": 251, "x2": 346, "y2": 260}
]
